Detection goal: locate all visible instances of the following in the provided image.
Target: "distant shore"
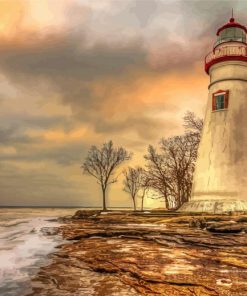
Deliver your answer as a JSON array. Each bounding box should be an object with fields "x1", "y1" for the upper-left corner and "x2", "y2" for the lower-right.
[
  {"x1": 0, "y1": 206, "x2": 134, "y2": 209},
  {"x1": 27, "y1": 210, "x2": 247, "y2": 296}
]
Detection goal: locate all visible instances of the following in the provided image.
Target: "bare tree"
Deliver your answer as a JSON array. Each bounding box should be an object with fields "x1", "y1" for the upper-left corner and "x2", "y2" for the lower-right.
[
  {"x1": 161, "y1": 133, "x2": 198, "y2": 208},
  {"x1": 123, "y1": 167, "x2": 143, "y2": 211},
  {"x1": 139, "y1": 171, "x2": 151, "y2": 211},
  {"x1": 82, "y1": 141, "x2": 131, "y2": 211},
  {"x1": 145, "y1": 112, "x2": 203, "y2": 210},
  {"x1": 183, "y1": 111, "x2": 203, "y2": 145},
  {"x1": 144, "y1": 145, "x2": 173, "y2": 209}
]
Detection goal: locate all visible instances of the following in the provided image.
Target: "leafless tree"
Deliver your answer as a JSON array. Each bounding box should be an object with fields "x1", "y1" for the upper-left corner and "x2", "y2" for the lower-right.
[
  {"x1": 123, "y1": 167, "x2": 143, "y2": 211},
  {"x1": 162, "y1": 133, "x2": 198, "y2": 208},
  {"x1": 139, "y1": 171, "x2": 151, "y2": 211},
  {"x1": 145, "y1": 112, "x2": 203, "y2": 210},
  {"x1": 144, "y1": 145, "x2": 173, "y2": 209},
  {"x1": 183, "y1": 111, "x2": 203, "y2": 145},
  {"x1": 82, "y1": 141, "x2": 131, "y2": 211}
]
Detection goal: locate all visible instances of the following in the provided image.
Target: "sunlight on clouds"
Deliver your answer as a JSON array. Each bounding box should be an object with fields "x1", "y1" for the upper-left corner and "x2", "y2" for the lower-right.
[
  {"x1": 0, "y1": 146, "x2": 17, "y2": 155},
  {"x1": 27, "y1": 0, "x2": 68, "y2": 28},
  {"x1": 42, "y1": 127, "x2": 88, "y2": 142},
  {"x1": 0, "y1": 0, "x2": 73, "y2": 41},
  {"x1": 91, "y1": 67, "x2": 207, "y2": 120},
  {"x1": 0, "y1": 0, "x2": 244, "y2": 207},
  {"x1": 0, "y1": 0, "x2": 24, "y2": 36},
  {"x1": 39, "y1": 99, "x2": 72, "y2": 117}
]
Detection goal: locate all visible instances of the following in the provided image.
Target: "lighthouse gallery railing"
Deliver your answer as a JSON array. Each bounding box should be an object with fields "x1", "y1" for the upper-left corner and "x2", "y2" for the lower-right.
[{"x1": 205, "y1": 45, "x2": 247, "y2": 72}]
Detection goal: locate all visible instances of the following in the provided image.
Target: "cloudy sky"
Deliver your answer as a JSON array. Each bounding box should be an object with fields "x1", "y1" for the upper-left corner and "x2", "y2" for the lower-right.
[{"x1": 0, "y1": 0, "x2": 246, "y2": 208}]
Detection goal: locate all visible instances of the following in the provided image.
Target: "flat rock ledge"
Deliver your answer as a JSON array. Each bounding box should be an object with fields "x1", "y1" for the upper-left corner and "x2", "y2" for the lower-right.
[
  {"x1": 27, "y1": 210, "x2": 247, "y2": 296},
  {"x1": 179, "y1": 199, "x2": 247, "y2": 214}
]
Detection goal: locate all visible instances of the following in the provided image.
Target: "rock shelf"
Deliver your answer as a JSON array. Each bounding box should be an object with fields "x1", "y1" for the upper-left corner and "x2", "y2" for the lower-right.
[{"x1": 27, "y1": 210, "x2": 247, "y2": 296}]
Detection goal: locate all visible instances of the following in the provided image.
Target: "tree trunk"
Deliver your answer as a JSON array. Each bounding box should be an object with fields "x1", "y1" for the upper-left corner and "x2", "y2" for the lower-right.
[
  {"x1": 141, "y1": 196, "x2": 144, "y2": 211},
  {"x1": 165, "y1": 197, "x2": 170, "y2": 210},
  {"x1": 133, "y1": 196, "x2": 136, "y2": 211},
  {"x1": 141, "y1": 189, "x2": 146, "y2": 211},
  {"x1": 102, "y1": 188, "x2": 107, "y2": 211}
]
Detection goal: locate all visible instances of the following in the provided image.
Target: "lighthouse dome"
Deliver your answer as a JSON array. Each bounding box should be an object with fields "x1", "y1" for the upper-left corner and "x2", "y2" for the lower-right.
[
  {"x1": 205, "y1": 16, "x2": 247, "y2": 74},
  {"x1": 215, "y1": 17, "x2": 247, "y2": 47}
]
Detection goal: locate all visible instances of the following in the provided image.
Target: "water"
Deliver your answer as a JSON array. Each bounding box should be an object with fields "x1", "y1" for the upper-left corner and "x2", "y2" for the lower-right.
[{"x1": 0, "y1": 208, "x2": 78, "y2": 296}]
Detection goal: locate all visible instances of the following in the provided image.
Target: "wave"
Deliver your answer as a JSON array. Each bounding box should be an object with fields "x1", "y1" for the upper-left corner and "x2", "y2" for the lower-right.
[
  {"x1": 0, "y1": 209, "x2": 74, "y2": 296},
  {"x1": 0, "y1": 220, "x2": 29, "y2": 228}
]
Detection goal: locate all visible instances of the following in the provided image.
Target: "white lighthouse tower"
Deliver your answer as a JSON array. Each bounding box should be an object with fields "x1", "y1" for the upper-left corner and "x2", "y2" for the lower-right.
[{"x1": 180, "y1": 14, "x2": 247, "y2": 213}]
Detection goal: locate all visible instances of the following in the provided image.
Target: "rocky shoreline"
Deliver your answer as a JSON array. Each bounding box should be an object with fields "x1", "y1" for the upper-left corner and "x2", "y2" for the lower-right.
[{"x1": 27, "y1": 210, "x2": 247, "y2": 296}]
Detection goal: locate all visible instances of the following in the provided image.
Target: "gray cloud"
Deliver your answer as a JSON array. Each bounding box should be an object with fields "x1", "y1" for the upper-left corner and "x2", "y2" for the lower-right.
[
  {"x1": 0, "y1": 125, "x2": 33, "y2": 145},
  {"x1": 0, "y1": 0, "x2": 245, "y2": 143},
  {"x1": 0, "y1": 37, "x2": 146, "y2": 81},
  {"x1": 94, "y1": 114, "x2": 178, "y2": 139},
  {"x1": 0, "y1": 114, "x2": 75, "y2": 145},
  {"x1": 0, "y1": 140, "x2": 87, "y2": 166},
  {"x1": 0, "y1": 0, "x2": 246, "y2": 206},
  {"x1": 0, "y1": 34, "x2": 158, "y2": 137},
  {"x1": 0, "y1": 162, "x2": 90, "y2": 207}
]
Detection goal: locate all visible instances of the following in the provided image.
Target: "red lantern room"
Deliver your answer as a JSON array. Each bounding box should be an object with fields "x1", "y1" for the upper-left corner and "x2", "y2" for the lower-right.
[{"x1": 205, "y1": 15, "x2": 247, "y2": 74}]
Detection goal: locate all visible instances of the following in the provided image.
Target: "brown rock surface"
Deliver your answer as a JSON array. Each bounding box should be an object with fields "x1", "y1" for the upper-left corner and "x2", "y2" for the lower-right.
[{"x1": 27, "y1": 211, "x2": 247, "y2": 296}]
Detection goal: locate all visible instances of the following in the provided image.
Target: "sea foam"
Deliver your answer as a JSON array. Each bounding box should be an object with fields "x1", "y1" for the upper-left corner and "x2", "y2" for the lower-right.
[{"x1": 0, "y1": 208, "x2": 75, "y2": 296}]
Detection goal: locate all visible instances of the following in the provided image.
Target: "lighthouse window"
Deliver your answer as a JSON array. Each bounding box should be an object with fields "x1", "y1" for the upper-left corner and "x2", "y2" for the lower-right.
[
  {"x1": 216, "y1": 95, "x2": 225, "y2": 110},
  {"x1": 215, "y1": 27, "x2": 246, "y2": 46},
  {"x1": 212, "y1": 90, "x2": 229, "y2": 111}
]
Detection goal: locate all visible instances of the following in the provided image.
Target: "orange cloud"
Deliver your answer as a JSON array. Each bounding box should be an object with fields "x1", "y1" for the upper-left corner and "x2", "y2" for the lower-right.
[
  {"x1": 0, "y1": 0, "x2": 220, "y2": 207},
  {"x1": 0, "y1": 1, "x2": 24, "y2": 35},
  {"x1": 90, "y1": 65, "x2": 208, "y2": 120}
]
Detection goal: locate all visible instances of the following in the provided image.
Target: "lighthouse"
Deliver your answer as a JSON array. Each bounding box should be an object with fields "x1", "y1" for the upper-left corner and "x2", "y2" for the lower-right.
[{"x1": 180, "y1": 14, "x2": 247, "y2": 213}]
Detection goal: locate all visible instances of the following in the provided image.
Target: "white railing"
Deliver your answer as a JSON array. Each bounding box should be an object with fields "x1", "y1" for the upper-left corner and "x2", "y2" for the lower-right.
[{"x1": 205, "y1": 45, "x2": 247, "y2": 65}]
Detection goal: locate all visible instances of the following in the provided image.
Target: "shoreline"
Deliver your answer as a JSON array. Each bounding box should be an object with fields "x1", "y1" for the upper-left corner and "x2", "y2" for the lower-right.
[{"x1": 27, "y1": 210, "x2": 247, "y2": 296}]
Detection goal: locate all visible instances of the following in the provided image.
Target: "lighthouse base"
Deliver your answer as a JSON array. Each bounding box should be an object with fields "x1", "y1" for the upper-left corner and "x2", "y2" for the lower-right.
[{"x1": 178, "y1": 199, "x2": 247, "y2": 214}]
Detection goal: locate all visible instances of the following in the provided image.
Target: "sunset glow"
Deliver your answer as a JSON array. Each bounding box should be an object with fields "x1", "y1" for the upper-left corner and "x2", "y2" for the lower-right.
[{"x1": 0, "y1": 0, "x2": 246, "y2": 207}]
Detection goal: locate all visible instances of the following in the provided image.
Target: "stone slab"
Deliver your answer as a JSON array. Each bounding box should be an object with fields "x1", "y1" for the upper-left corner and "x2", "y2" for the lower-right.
[{"x1": 179, "y1": 199, "x2": 247, "y2": 213}]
